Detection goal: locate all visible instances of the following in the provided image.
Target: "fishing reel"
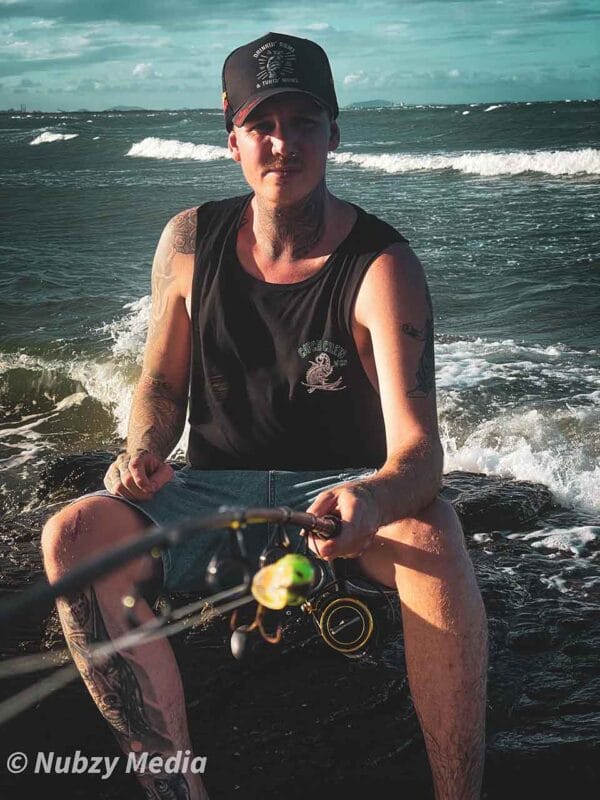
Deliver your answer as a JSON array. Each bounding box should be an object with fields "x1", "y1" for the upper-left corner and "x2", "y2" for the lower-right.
[
  {"x1": 300, "y1": 559, "x2": 399, "y2": 659},
  {"x1": 219, "y1": 514, "x2": 399, "y2": 661}
]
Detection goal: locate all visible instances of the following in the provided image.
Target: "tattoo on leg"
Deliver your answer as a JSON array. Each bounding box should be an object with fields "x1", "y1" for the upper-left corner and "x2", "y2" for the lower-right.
[
  {"x1": 143, "y1": 775, "x2": 191, "y2": 799},
  {"x1": 402, "y1": 315, "x2": 435, "y2": 398},
  {"x1": 58, "y1": 587, "x2": 172, "y2": 751}
]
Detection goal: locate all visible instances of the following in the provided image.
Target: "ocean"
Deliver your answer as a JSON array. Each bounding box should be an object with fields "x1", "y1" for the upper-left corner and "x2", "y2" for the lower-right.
[{"x1": 1, "y1": 99, "x2": 599, "y2": 584}]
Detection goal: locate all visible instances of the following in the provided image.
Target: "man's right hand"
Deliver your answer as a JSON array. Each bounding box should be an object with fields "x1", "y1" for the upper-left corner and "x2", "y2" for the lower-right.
[{"x1": 104, "y1": 449, "x2": 175, "y2": 501}]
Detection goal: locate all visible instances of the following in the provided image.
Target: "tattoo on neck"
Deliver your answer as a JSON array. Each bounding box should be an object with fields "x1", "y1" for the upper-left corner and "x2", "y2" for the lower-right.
[{"x1": 254, "y1": 182, "x2": 327, "y2": 260}]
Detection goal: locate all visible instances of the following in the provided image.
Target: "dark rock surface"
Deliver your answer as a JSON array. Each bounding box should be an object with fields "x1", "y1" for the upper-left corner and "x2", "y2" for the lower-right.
[{"x1": 0, "y1": 453, "x2": 599, "y2": 799}]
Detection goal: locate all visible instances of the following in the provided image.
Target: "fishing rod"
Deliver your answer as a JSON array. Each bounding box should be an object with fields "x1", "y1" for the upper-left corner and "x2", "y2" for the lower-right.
[
  {"x1": 0, "y1": 506, "x2": 342, "y2": 725},
  {"x1": 0, "y1": 506, "x2": 340, "y2": 625},
  {"x1": 0, "y1": 588, "x2": 257, "y2": 726},
  {"x1": 0, "y1": 504, "x2": 399, "y2": 726}
]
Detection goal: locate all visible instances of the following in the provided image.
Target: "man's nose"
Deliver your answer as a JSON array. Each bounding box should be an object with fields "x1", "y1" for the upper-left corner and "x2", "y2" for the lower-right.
[{"x1": 269, "y1": 123, "x2": 299, "y2": 158}]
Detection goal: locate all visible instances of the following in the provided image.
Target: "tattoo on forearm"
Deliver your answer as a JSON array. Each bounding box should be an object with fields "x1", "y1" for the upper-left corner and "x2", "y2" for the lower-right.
[
  {"x1": 140, "y1": 373, "x2": 171, "y2": 391},
  {"x1": 57, "y1": 585, "x2": 172, "y2": 752},
  {"x1": 128, "y1": 382, "x2": 186, "y2": 459},
  {"x1": 402, "y1": 314, "x2": 435, "y2": 398}
]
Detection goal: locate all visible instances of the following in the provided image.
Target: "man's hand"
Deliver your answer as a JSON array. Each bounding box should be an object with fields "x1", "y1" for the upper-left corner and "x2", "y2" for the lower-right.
[
  {"x1": 103, "y1": 449, "x2": 174, "y2": 501},
  {"x1": 303, "y1": 481, "x2": 382, "y2": 560}
]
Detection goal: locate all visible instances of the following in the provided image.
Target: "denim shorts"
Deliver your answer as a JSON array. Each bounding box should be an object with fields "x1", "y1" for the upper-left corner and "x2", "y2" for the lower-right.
[{"x1": 79, "y1": 466, "x2": 395, "y2": 595}]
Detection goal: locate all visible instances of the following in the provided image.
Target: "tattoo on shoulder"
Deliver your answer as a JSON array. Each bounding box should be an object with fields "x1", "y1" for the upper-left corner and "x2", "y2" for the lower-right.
[
  {"x1": 171, "y1": 208, "x2": 197, "y2": 255},
  {"x1": 402, "y1": 288, "x2": 435, "y2": 397},
  {"x1": 150, "y1": 209, "x2": 195, "y2": 325}
]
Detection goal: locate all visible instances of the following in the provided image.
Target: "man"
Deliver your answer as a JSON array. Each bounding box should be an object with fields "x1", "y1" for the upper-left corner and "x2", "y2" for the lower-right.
[{"x1": 41, "y1": 32, "x2": 488, "y2": 800}]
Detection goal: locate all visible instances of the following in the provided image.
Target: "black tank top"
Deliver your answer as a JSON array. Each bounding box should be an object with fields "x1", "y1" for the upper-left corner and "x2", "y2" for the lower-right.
[{"x1": 186, "y1": 193, "x2": 408, "y2": 470}]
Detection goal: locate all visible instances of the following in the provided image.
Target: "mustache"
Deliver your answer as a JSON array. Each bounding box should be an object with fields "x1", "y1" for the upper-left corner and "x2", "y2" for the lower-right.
[{"x1": 264, "y1": 157, "x2": 302, "y2": 170}]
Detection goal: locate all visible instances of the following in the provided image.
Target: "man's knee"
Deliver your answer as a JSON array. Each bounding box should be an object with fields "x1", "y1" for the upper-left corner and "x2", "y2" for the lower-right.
[
  {"x1": 381, "y1": 497, "x2": 464, "y2": 552},
  {"x1": 41, "y1": 495, "x2": 152, "y2": 579},
  {"x1": 358, "y1": 497, "x2": 466, "y2": 587}
]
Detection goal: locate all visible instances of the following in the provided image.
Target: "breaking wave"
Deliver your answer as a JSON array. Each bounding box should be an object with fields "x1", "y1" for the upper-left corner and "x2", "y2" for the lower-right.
[
  {"x1": 329, "y1": 147, "x2": 600, "y2": 177},
  {"x1": 126, "y1": 137, "x2": 230, "y2": 161},
  {"x1": 29, "y1": 131, "x2": 79, "y2": 145}
]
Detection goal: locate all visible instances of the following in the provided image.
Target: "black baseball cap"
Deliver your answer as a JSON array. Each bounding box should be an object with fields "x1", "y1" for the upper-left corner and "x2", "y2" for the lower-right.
[{"x1": 222, "y1": 32, "x2": 339, "y2": 131}]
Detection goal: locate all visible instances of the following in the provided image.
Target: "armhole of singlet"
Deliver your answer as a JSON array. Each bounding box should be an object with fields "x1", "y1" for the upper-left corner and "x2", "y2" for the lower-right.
[
  {"x1": 341, "y1": 220, "x2": 410, "y2": 341},
  {"x1": 190, "y1": 200, "x2": 216, "y2": 330},
  {"x1": 189, "y1": 196, "x2": 250, "y2": 328}
]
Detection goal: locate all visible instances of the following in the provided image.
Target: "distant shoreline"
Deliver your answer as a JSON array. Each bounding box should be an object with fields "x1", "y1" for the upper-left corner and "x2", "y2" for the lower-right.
[{"x1": 1, "y1": 98, "x2": 598, "y2": 115}]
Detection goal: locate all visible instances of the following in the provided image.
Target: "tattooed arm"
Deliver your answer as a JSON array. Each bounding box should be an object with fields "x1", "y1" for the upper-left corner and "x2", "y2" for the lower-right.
[
  {"x1": 104, "y1": 209, "x2": 196, "y2": 500},
  {"x1": 353, "y1": 241, "x2": 444, "y2": 527}
]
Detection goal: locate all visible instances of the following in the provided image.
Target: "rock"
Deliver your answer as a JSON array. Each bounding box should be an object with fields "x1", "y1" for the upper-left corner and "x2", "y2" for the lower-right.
[
  {"x1": 0, "y1": 453, "x2": 599, "y2": 799},
  {"x1": 442, "y1": 471, "x2": 555, "y2": 533}
]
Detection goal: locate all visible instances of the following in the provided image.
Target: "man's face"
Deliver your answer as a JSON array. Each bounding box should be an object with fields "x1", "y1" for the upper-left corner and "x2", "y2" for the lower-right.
[{"x1": 228, "y1": 92, "x2": 340, "y2": 206}]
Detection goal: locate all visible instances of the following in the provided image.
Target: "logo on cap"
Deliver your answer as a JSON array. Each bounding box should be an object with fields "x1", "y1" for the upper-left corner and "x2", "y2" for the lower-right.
[{"x1": 253, "y1": 41, "x2": 299, "y2": 89}]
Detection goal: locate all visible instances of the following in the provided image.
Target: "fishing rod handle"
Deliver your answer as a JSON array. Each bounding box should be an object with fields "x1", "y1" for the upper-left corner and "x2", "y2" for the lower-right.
[{"x1": 309, "y1": 512, "x2": 342, "y2": 539}]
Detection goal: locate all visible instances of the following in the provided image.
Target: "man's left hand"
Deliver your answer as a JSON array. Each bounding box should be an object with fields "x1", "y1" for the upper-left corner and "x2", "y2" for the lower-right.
[{"x1": 304, "y1": 481, "x2": 381, "y2": 560}]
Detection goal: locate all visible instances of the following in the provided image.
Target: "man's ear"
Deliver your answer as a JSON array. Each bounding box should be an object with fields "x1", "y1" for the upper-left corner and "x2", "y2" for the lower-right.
[
  {"x1": 328, "y1": 120, "x2": 340, "y2": 152},
  {"x1": 228, "y1": 129, "x2": 241, "y2": 162}
]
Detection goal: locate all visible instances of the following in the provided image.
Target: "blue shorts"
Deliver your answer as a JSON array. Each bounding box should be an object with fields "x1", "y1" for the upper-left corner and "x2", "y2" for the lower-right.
[{"x1": 79, "y1": 466, "x2": 395, "y2": 596}]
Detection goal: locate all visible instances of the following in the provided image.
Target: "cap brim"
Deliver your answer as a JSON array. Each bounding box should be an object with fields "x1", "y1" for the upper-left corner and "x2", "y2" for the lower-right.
[{"x1": 232, "y1": 88, "x2": 330, "y2": 127}]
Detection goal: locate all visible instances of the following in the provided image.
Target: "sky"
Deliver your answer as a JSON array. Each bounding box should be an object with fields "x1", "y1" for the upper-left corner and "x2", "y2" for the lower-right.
[{"x1": 0, "y1": 0, "x2": 598, "y2": 111}]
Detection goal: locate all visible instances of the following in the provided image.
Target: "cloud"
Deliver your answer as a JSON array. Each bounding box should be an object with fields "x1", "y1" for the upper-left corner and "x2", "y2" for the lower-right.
[
  {"x1": 0, "y1": 0, "x2": 306, "y2": 24},
  {"x1": 73, "y1": 77, "x2": 104, "y2": 91},
  {"x1": 30, "y1": 19, "x2": 55, "y2": 29},
  {"x1": 302, "y1": 23, "x2": 335, "y2": 32},
  {"x1": 343, "y1": 70, "x2": 369, "y2": 87},
  {"x1": 380, "y1": 22, "x2": 409, "y2": 36},
  {"x1": 133, "y1": 61, "x2": 159, "y2": 79}
]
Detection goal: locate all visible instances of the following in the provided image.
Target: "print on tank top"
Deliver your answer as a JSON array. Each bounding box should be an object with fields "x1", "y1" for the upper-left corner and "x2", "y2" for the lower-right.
[{"x1": 298, "y1": 338, "x2": 348, "y2": 393}]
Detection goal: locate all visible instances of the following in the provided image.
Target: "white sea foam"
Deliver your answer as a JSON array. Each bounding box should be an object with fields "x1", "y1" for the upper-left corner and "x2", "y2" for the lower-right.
[
  {"x1": 328, "y1": 147, "x2": 600, "y2": 176},
  {"x1": 1, "y1": 326, "x2": 598, "y2": 513},
  {"x1": 436, "y1": 336, "x2": 600, "y2": 512},
  {"x1": 95, "y1": 297, "x2": 188, "y2": 456},
  {"x1": 436, "y1": 336, "x2": 597, "y2": 390},
  {"x1": 516, "y1": 526, "x2": 599, "y2": 556},
  {"x1": 30, "y1": 131, "x2": 79, "y2": 146},
  {"x1": 126, "y1": 137, "x2": 230, "y2": 161},
  {"x1": 440, "y1": 404, "x2": 600, "y2": 513}
]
